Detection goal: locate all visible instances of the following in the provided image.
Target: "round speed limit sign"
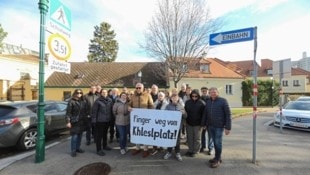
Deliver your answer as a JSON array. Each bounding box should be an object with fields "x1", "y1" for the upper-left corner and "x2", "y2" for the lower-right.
[{"x1": 48, "y1": 33, "x2": 72, "y2": 61}]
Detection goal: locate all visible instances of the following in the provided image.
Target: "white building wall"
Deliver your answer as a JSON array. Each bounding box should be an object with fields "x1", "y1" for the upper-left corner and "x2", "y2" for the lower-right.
[
  {"x1": 170, "y1": 77, "x2": 243, "y2": 107},
  {"x1": 0, "y1": 56, "x2": 52, "y2": 85}
]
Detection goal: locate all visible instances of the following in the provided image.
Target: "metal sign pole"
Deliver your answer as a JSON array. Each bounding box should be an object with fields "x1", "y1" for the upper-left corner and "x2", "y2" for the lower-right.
[
  {"x1": 209, "y1": 26, "x2": 257, "y2": 164},
  {"x1": 279, "y1": 61, "x2": 283, "y2": 133},
  {"x1": 252, "y1": 26, "x2": 258, "y2": 164},
  {"x1": 36, "y1": 0, "x2": 49, "y2": 163}
]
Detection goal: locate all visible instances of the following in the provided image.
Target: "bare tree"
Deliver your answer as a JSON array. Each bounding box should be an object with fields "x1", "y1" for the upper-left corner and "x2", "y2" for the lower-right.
[{"x1": 141, "y1": 0, "x2": 221, "y2": 88}]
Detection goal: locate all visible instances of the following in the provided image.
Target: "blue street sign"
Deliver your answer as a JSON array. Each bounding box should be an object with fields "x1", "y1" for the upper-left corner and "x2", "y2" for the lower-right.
[{"x1": 209, "y1": 27, "x2": 254, "y2": 46}]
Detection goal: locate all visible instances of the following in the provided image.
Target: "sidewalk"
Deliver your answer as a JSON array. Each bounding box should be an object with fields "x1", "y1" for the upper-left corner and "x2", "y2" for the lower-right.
[{"x1": 1, "y1": 108, "x2": 309, "y2": 175}]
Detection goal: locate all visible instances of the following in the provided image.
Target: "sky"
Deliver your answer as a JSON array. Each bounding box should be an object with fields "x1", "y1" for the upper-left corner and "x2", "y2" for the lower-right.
[{"x1": 1, "y1": 0, "x2": 310, "y2": 63}]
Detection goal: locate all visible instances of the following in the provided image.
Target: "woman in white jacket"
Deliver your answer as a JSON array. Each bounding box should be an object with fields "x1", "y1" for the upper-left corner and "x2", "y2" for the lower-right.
[{"x1": 150, "y1": 91, "x2": 169, "y2": 155}]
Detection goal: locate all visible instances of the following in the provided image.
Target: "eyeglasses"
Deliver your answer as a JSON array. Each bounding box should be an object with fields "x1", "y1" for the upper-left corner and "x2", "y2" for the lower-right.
[
  {"x1": 136, "y1": 87, "x2": 142, "y2": 89},
  {"x1": 77, "y1": 92, "x2": 82, "y2": 94},
  {"x1": 192, "y1": 95, "x2": 198, "y2": 98}
]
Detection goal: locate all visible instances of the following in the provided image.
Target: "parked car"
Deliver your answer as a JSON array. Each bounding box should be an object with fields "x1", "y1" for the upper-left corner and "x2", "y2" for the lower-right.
[
  {"x1": 296, "y1": 96, "x2": 310, "y2": 101},
  {"x1": 0, "y1": 100, "x2": 68, "y2": 150},
  {"x1": 274, "y1": 101, "x2": 310, "y2": 131}
]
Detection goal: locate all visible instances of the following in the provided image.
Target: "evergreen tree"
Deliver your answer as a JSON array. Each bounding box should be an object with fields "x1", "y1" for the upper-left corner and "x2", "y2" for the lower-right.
[
  {"x1": 0, "y1": 24, "x2": 8, "y2": 50},
  {"x1": 87, "y1": 22, "x2": 118, "y2": 62}
]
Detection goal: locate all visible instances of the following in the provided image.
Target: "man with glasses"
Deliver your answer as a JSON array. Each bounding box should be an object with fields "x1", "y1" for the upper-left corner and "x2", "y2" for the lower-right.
[{"x1": 128, "y1": 83, "x2": 154, "y2": 158}]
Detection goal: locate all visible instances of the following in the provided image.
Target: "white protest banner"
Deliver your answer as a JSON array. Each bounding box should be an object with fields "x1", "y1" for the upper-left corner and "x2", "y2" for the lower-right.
[{"x1": 130, "y1": 108, "x2": 182, "y2": 147}]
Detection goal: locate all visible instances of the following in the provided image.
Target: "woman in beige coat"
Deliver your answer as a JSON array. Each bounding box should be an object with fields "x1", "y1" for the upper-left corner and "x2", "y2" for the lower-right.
[{"x1": 113, "y1": 92, "x2": 130, "y2": 155}]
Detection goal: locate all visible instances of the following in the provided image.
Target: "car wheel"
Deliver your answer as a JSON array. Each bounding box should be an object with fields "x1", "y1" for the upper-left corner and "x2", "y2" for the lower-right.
[{"x1": 18, "y1": 128, "x2": 37, "y2": 150}]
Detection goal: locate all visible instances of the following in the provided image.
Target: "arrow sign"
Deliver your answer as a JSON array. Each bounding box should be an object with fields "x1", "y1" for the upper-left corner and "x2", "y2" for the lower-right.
[{"x1": 209, "y1": 27, "x2": 254, "y2": 46}]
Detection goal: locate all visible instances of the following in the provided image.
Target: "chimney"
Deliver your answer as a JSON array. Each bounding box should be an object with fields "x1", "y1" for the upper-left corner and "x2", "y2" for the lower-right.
[{"x1": 302, "y1": 51, "x2": 307, "y2": 58}]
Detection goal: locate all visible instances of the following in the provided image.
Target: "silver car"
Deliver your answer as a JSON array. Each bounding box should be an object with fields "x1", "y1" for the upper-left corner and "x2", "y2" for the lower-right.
[
  {"x1": 0, "y1": 100, "x2": 68, "y2": 150},
  {"x1": 274, "y1": 101, "x2": 310, "y2": 131},
  {"x1": 296, "y1": 96, "x2": 310, "y2": 101}
]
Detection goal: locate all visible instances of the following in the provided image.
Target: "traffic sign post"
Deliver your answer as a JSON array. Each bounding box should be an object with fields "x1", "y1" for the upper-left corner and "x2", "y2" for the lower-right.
[
  {"x1": 47, "y1": 0, "x2": 71, "y2": 73},
  {"x1": 209, "y1": 27, "x2": 254, "y2": 46},
  {"x1": 209, "y1": 27, "x2": 258, "y2": 164},
  {"x1": 48, "y1": 0, "x2": 71, "y2": 37},
  {"x1": 48, "y1": 33, "x2": 71, "y2": 61}
]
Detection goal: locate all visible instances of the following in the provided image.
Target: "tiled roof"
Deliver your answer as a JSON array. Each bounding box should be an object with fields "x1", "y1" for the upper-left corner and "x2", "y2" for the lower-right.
[
  {"x1": 45, "y1": 62, "x2": 168, "y2": 88},
  {"x1": 291, "y1": 67, "x2": 310, "y2": 77},
  {"x1": 224, "y1": 58, "x2": 273, "y2": 77},
  {"x1": 183, "y1": 58, "x2": 245, "y2": 79}
]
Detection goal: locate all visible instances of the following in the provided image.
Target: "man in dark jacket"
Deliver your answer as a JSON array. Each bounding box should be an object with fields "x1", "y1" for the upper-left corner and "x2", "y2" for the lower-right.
[
  {"x1": 184, "y1": 89, "x2": 205, "y2": 157},
  {"x1": 202, "y1": 87, "x2": 232, "y2": 168},
  {"x1": 108, "y1": 88, "x2": 120, "y2": 143},
  {"x1": 92, "y1": 89, "x2": 114, "y2": 156},
  {"x1": 84, "y1": 85, "x2": 99, "y2": 145},
  {"x1": 200, "y1": 87, "x2": 214, "y2": 155}
]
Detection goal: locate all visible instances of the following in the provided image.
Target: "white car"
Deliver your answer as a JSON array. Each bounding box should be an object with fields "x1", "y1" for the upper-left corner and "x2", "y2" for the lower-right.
[{"x1": 274, "y1": 101, "x2": 310, "y2": 131}]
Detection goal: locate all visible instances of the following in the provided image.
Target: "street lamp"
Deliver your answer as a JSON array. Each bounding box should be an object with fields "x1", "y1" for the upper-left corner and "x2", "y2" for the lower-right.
[
  {"x1": 137, "y1": 70, "x2": 142, "y2": 83},
  {"x1": 36, "y1": 0, "x2": 49, "y2": 163}
]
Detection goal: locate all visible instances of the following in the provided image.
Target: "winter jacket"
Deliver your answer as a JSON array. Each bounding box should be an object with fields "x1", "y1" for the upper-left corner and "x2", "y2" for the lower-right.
[
  {"x1": 200, "y1": 95, "x2": 210, "y2": 103},
  {"x1": 153, "y1": 99, "x2": 169, "y2": 110},
  {"x1": 84, "y1": 92, "x2": 99, "y2": 116},
  {"x1": 66, "y1": 97, "x2": 89, "y2": 124},
  {"x1": 185, "y1": 99, "x2": 205, "y2": 126},
  {"x1": 66, "y1": 97, "x2": 89, "y2": 134},
  {"x1": 184, "y1": 91, "x2": 205, "y2": 126},
  {"x1": 129, "y1": 91, "x2": 154, "y2": 109},
  {"x1": 202, "y1": 96, "x2": 232, "y2": 130},
  {"x1": 113, "y1": 98, "x2": 130, "y2": 126},
  {"x1": 165, "y1": 102, "x2": 187, "y2": 130},
  {"x1": 92, "y1": 96, "x2": 113, "y2": 123}
]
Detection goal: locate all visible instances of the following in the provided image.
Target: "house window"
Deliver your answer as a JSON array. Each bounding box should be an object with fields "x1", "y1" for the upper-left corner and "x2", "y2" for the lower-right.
[
  {"x1": 63, "y1": 91, "x2": 71, "y2": 101},
  {"x1": 20, "y1": 72, "x2": 30, "y2": 80},
  {"x1": 282, "y1": 80, "x2": 288, "y2": 87},
  {"x1": 267, "y1": 69, "x2": 273, "y2": 76},
  {"x1": 200, "y1": 64, "x2": 210, "y2": 73},
  {"x1": 293, "y1": 80, "x2": 300, "y2": 86},
  {"x1": 249, "y1": 70, "x2": 254, "y2": 76},
  {"x1": 226, "y1": 85, "x2": 233, "y2": 95}
]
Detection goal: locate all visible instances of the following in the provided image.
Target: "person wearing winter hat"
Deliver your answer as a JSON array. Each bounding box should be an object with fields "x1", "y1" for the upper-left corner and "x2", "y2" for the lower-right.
[{"x1": 184, "y1": 89, "x2": 206, "y2": 157}]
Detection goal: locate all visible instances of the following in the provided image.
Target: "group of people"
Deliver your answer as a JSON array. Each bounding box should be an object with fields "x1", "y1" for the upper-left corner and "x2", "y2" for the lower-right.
[{"x1": 65, "y1": 82, "x2": 231, "y2": 168}]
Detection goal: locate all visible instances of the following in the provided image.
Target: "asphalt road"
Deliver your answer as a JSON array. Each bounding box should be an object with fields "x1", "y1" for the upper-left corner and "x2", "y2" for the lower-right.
[{"x1": 1, "y1": 112, "x2": 310, "y2": 175}]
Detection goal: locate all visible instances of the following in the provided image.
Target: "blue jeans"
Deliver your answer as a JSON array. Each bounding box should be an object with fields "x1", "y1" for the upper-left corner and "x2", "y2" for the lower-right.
[
  {"x1": 71, "y1": 133, "x2": 83, "y2": 152},
  {"x1": 201, "y1": 128, "x2": 214, "y2": 151},
  {"x1": 209, "y1": 126, "x2": 224, "y2": 161},
  {"x1": 116, "y1": 124, "x2": 130, "y2": 149}
]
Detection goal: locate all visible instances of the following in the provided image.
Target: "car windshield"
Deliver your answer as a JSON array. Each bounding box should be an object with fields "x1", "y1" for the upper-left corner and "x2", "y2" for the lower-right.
[
  {"x1": 0, "y1": 105, "x2": 16, "y2": 117},
  {"x1": 285, "y1": 102, "x2": 310, "y2": 110},
  {"x1": 296, "y1": 97, "x2": 310, "y2": 101}
]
